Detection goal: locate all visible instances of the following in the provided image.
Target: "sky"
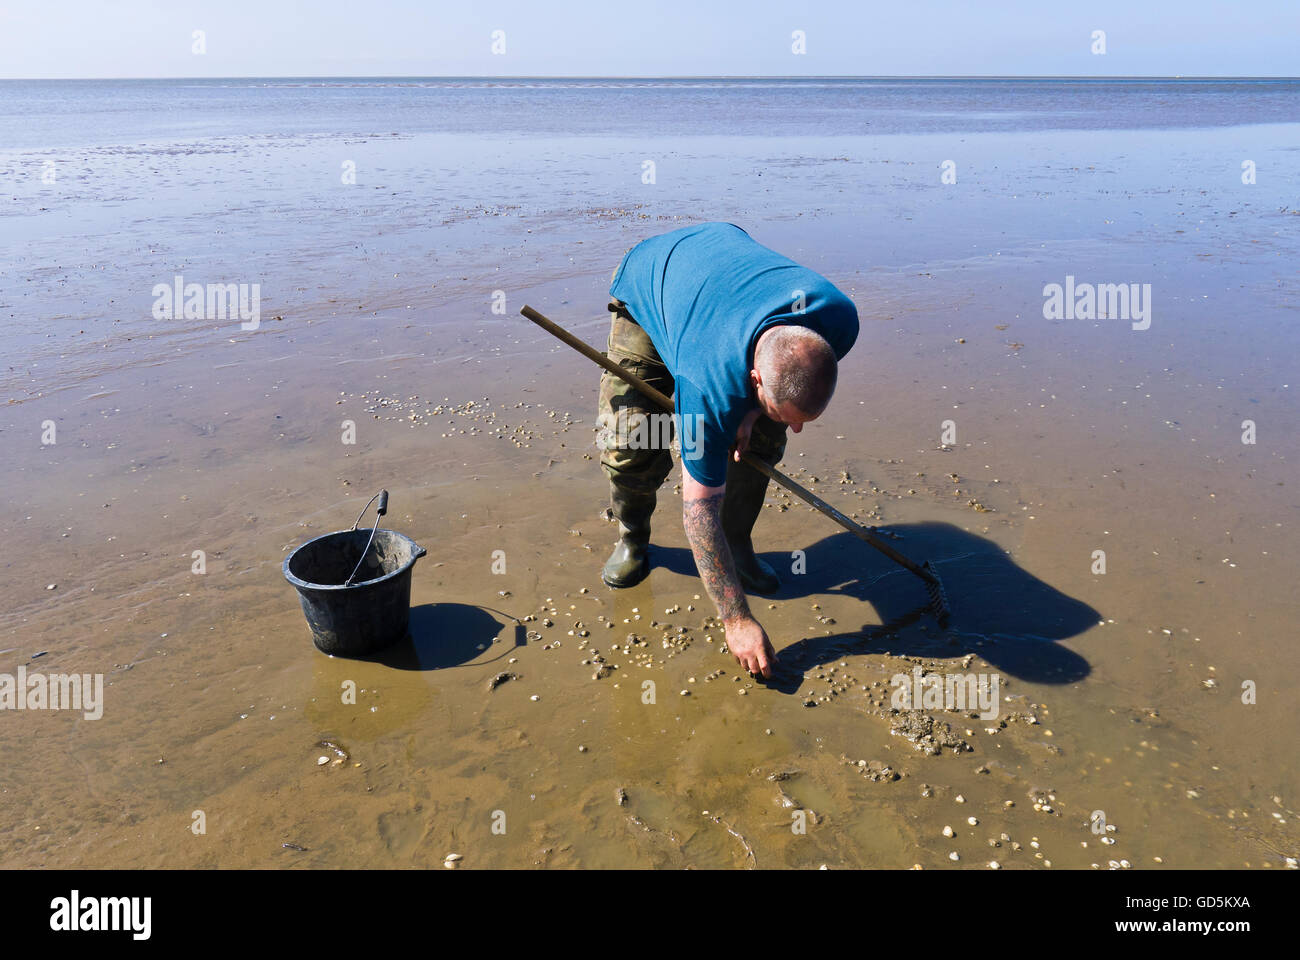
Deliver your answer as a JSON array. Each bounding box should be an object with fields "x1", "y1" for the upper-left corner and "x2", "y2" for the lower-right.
[{"x1": 1, "y1": 0, "x2": 1296, "y2": 79}]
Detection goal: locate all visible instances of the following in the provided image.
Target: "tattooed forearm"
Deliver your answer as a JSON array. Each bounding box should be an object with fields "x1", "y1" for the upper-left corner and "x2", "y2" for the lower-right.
[{"x1": 682, "y1": 491, "x2": 750, "y2": 623}]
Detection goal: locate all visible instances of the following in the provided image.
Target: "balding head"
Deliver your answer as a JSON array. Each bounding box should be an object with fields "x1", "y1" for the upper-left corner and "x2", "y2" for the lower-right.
[{"x1": 752, "y1": 324, "x2": 838, "y2": 421}]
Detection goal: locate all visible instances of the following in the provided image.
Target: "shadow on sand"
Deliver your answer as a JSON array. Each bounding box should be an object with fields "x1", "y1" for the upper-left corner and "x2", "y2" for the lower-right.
[
  {"x1": 366, "y1": 602, "x2": 524, "y2": 671},
  {"x1": 650, "y1": 520, "x2": 1098, "y2": 693}
]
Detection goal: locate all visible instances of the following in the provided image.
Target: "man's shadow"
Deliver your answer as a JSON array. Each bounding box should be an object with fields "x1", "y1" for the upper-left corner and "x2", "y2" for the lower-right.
[
  {"x1": 652, "y1": 521, "x2": 1097, "y2": 693},
  {"x1": 361, "y1": 603, "x2": 524, "y2": 671}
]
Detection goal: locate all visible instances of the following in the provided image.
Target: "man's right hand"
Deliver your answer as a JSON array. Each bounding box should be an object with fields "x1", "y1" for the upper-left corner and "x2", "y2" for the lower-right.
[
  {"x1": 682, "y1": 470, "x2": 778, "y2": 680},
  {"x1": 723, "y1": 615, "x2": 775, "y2": 679}
]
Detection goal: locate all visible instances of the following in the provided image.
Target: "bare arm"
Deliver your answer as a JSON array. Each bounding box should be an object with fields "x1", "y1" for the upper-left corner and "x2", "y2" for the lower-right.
[
  {"x1": 681, "y1": 473, "x2": 749, "y2": 623},
  {"x1": 682, "y1": 471, "x2": 775, "y2": 677}
]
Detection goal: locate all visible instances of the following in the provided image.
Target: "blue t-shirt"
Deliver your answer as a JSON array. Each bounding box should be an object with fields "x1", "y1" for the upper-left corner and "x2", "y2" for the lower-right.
[{"x1": 609, "y1": 222, "x2": 858, "y2": 487}]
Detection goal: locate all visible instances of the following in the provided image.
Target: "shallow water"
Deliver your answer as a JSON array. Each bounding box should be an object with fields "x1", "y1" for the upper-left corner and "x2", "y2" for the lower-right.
[{"x1": 1, "y1": 79, "x2": 1297, "y2": 869}]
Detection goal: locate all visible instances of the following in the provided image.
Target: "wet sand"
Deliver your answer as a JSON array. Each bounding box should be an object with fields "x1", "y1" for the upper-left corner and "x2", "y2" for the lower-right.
[{"x1": 2, "y1": 96, "x2": 1298, "y2": 868}]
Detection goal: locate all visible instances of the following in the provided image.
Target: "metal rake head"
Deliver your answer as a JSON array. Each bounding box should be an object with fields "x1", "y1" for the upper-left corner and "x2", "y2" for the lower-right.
[{"x1": 921, "y1": 560, "x2": 951, "y2": 623}]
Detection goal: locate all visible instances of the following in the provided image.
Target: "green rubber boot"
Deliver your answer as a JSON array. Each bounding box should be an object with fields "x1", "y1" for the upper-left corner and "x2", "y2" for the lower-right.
[
  {"x1": 722, "y1": 461, "x2": 780, "y2": 595},
  {"x1": 602, "y1": 488, "x2": 655, "y2": 588}
]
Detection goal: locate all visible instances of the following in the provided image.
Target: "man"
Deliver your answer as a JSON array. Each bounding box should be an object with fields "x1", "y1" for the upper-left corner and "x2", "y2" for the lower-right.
[{"x1": 597, "y1": 222, "x2": 858, "y2": 680}]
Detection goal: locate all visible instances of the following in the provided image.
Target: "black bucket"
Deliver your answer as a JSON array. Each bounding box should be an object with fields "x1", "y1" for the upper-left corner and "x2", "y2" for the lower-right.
[{"x1": 283, "y1": 527, "x2": 427, "y2": 657}]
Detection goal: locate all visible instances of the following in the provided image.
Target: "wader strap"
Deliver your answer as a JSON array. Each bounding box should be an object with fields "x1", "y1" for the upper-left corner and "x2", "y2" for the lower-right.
[{"x1": 607, "y1": 299, "x2": 637, "y2": 323}]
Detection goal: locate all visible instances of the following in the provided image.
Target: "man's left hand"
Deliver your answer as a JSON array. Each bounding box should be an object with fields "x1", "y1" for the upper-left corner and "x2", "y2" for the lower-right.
[{"x1": 733, "y1": 408, "x2": 762, "y2": 462}]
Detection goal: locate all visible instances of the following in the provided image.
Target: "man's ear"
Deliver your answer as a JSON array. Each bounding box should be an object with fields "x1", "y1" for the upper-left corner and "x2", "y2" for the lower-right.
[{"x1": 749, "y1": 368, "x2": 763, "y2": 392}]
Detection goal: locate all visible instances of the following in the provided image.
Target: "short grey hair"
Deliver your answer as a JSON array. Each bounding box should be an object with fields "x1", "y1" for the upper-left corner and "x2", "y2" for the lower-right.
[{"x1": 754, "y1": 325, "x2": 838, "y2": 417}]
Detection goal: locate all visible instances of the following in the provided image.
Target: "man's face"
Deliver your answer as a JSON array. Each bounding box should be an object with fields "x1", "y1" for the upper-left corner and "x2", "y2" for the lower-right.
[{"x1": 750, "y1": 369, "x2": 817, "y2": 433}]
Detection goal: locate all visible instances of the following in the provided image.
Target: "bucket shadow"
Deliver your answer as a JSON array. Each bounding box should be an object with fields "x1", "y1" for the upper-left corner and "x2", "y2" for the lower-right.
[
  {"x1": 651, "y1": 521, "x2": 1098, "y2": 691},
  {"x1": 365, "y1": 603, "x2": 524, "y2": 671}
]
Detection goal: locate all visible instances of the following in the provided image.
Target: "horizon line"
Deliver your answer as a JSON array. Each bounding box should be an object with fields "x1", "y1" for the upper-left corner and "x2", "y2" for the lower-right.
[{"x1": 3, "y1": 74, "x2": 1298, "y2": 82}]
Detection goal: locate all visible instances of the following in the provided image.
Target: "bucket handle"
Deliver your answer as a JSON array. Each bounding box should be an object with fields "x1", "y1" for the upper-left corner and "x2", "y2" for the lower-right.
[
  {"x1": 344, "y1": 489, "x2": 389, "y2": 586},
  {"x1": 350, "y1": 489, "x2": 389, "y2": 531}
]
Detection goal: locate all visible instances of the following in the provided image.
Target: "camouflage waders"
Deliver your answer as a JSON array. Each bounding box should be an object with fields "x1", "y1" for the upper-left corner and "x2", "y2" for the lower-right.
[{"x1": 597, "y1": 296, "x2": 787, "y2": 592}]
